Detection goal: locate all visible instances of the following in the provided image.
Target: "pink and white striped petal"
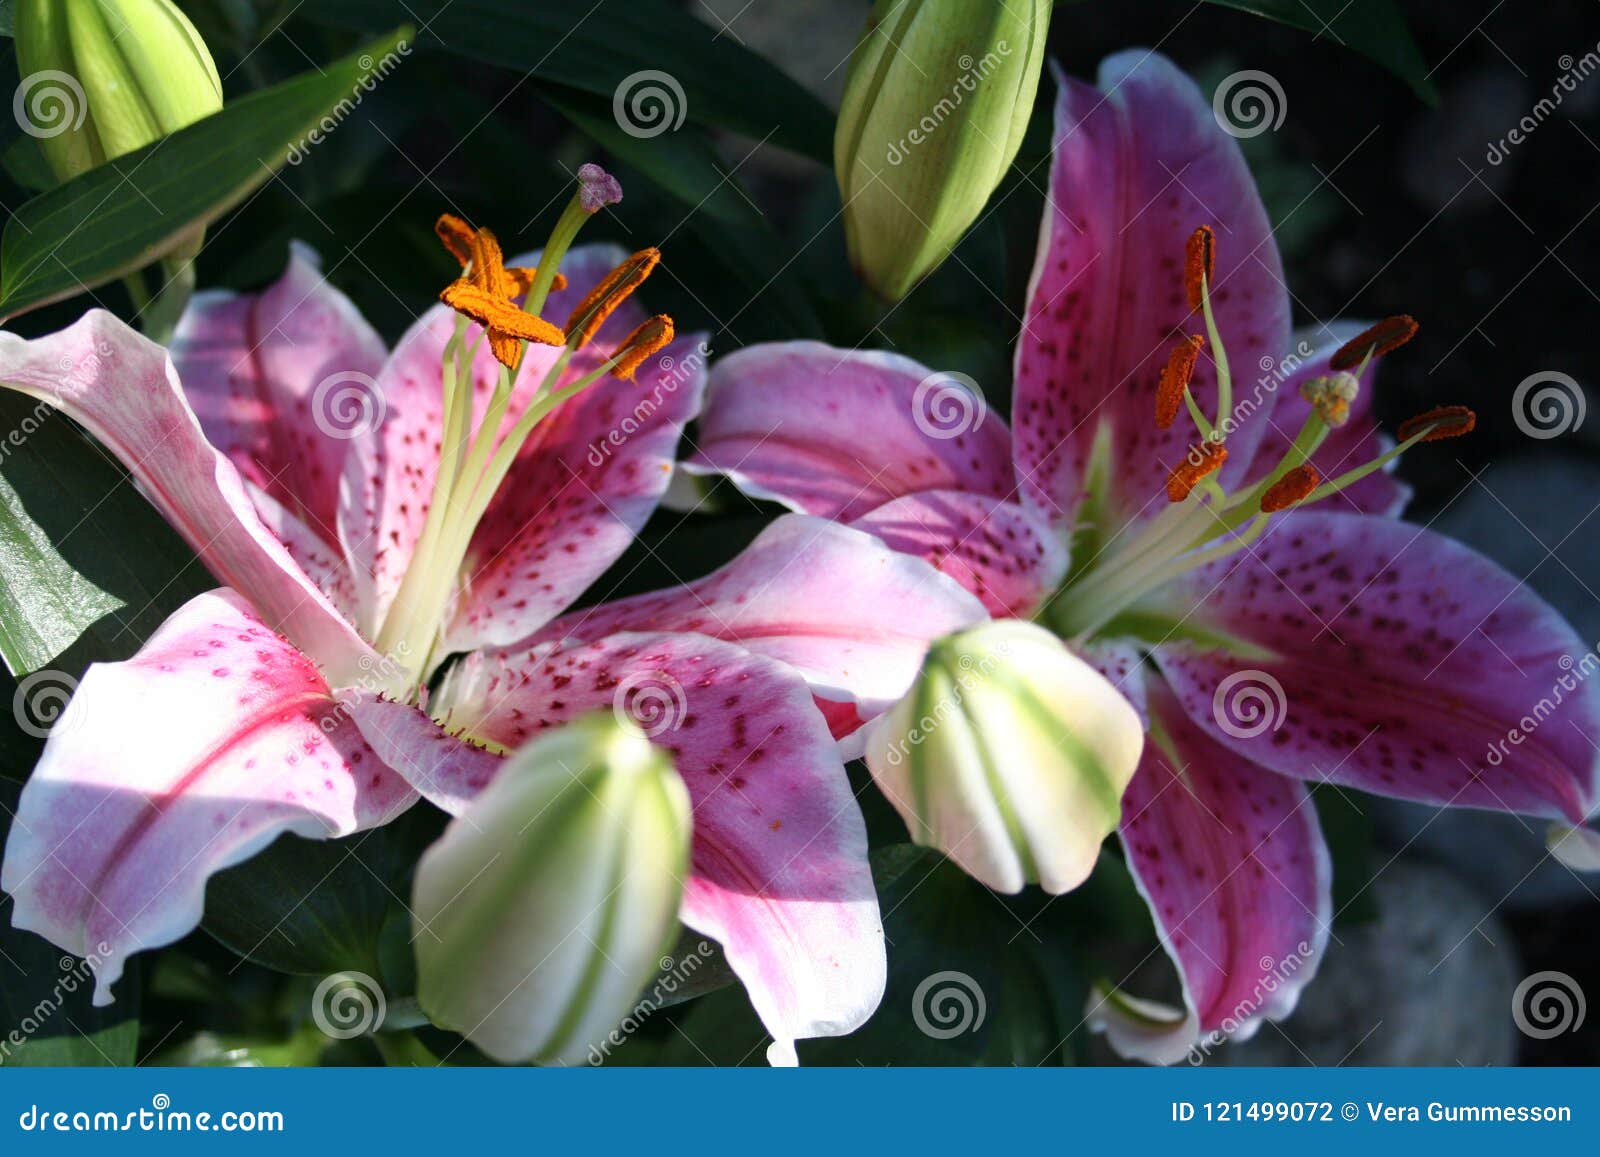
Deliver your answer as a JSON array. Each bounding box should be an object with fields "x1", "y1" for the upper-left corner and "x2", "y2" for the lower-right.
[
  {"x1": 683, "y1": 341, "x2": 1015, "y2": 521},
  {"x1": 0, "y1": 312, "x2": 375, "y2": 684},
  {"x1": 531, "y1": 515, "x2": 989, "y2": 721},
  {"x1": 0, "y1": 590, "x2": 416, "y2": 1003}
]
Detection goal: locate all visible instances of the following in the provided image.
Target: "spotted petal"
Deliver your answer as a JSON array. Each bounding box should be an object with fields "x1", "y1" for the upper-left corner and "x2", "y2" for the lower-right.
[
  {"x1": 533, "y1": 515, "x2": 989, "y2": 721},
  {"x1": 682, "y1": 342, "x2": 1015, "y2": 520},
  {"x1": 0, "y1": 590, "x2": 416, "y2": 1003},
  {"x1": 851, "y1": 490, "x2": 1068, "y2": 618},
  {"x1": 1090, "y1": 676, "x2": 1330, "y2": 1064},
  {"x1": 428, "y1": 631, "x2": 886, "y2": 1063},
  {"x1": 172, "y1": 242, "x2": 387, "y2": 545},
  {"x1": 1013, "y1": 52, "x2": 1291, "y2": 530},
  {"x1": 1154, "y1": 510, "x2": 1600, "y2": 823},
  {"x1": 0, "y1": 312, "x2": 374, "y2": 683}
]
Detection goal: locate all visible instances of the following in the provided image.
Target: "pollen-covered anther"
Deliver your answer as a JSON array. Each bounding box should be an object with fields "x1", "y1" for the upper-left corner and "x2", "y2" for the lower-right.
[
  {"x1": 1299, "y1": 371, "x2": 1360, "y2": 428},
  {"x1": 1165, "y1": 442, "x2": 1228, "y2": 502},
  {"x1": 1330, "y1": 315, "x2": 1419, "y2": 371},
  {"x1": 610, "y1": 315, "x2": 675, "y2": 382},
  {"x1": 436, "y1": 213, "x2": 476, "y2": 264},
  {"x1": 1260, "y1": 465, "x2": 1321, "y2": 513},
  {"x1": 1397, "y1": 404, "x2": 1476, "y2": 444},
  {"x1": 1156, "y1": 335, "x2": 1204, "y2": 429},
  {"x1": 565, "y1": 248, "x2": 661, "y2": 350},
  {"x1": 439, "y1": 282, "x2": 567, "y2": 369},
  {"x1": 1184, "y1": 225, "x2": 1216, "y2": 310}
]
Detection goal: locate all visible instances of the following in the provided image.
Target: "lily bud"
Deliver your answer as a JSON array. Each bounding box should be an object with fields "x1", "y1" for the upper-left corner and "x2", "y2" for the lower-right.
[
  {"x1": 863, "y1": 620, "x2": 1143, "y2": 894},
  {"x1": 14, "y1": 0, "x2": 223, "y2": 184},
  {"x1": 412, "y1": 713, "x2": 691, "y2": 1065},
  {"x1": 834, "y1": 0, "x2": 1051, "y2": 300}
]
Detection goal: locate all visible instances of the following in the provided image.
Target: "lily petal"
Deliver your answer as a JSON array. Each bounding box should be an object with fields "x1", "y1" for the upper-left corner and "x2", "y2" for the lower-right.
[
  {"x1": 0, "y1": 312, "x2": 374, "y2": 683},
  {"x1": 532, "y1": 515, "x2": 989, "y2": 720},
  {"x1": 172, "y1": 242, "x2": 387, "y2": 545},
  {"x1": 1013, "y1": 52, "x2": 1290, "y2": 529},
  {"x1": 851, "y1": 490, "x2": 1068, "y2": 618},
  {"x1": 1155, "y1": 510, "x2": 1600, "y2": 823},
  {"x1": 682, "y1": 341, "x2": 1016, "y2": 520},
  {"x1": 431, "y1": 631, "x2": 886, "y2": 1063},
  {"x1": 1091, "y1": 676, "x2": 1330, "y2": 1064},
  {"x1": 0, "y1": 590, "x2": 416, "y2": 1003},
  {"x1": 1240, "y1": 323, "x2": 1411, "y2": 518}
]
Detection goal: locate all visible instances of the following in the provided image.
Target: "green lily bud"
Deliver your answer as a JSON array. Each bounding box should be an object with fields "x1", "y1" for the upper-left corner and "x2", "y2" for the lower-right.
[
  {"x1": 412, "y1": 713, "x2": 691, "y2": 1065},
  {"x1": 863, "y1": 620, "x2": 1142, "y2": 894},
  {"x1": 14, "y1": 0, "x2": 223, "y2": 184},
  {"x1": 835, "y1": 0, "x2": 1051, "y2": 301}
]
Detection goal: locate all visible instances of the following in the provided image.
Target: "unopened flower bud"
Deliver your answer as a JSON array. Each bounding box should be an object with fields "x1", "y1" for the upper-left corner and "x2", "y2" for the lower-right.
[
  {"x1": 15, "y1": 0, "x2": 223, "y2": 184},
  {"x1": 412, "y1": 713, "x2": 691, "y2": 1065},
  {"x1": 835, "y1": 0, "x2": 1051, "y2": 300},
  {"x1": 863, "y1": 620, "x2": 1143, "y2": 894}
]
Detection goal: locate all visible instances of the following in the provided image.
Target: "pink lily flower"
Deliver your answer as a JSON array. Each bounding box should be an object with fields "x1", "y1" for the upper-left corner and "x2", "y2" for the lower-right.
[
  {"x1": 0, "y1": 200, "x2": 984, "y2": 1062},
  {"x1": 681, "y1": 52, "x2": 1600, "y2": 1061}
]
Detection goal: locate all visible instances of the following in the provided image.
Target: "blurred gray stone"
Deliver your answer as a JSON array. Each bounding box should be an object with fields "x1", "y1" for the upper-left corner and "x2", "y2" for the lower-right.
[
  {"x1": 1402, "y1": 66, "x2": 1529, "y2": 211},
  {"x1": 1215, "y1": 861, "x2": 1519, "y2": 1066}
]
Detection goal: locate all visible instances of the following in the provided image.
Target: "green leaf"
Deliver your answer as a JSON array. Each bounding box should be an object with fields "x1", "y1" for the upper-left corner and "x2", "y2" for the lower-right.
[
  {"x1": 309, "y1": 0, "x2": 833, "y2": 160},
  {"x1": 1203, "y1": 0, "x2": 1436, "y2": 102},
  {"x1": 0, "y1": 26, "x2": 414, "y2": 322},
  {"x1": 203, "y1": 806, "x2": 445, "y2": 982},
  {"x1": 0, "y1": 781, "x2": 140, "y2": 1066},
  {"x1": 0, "y1": 392, "x2": 209, "y2": 680}
]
